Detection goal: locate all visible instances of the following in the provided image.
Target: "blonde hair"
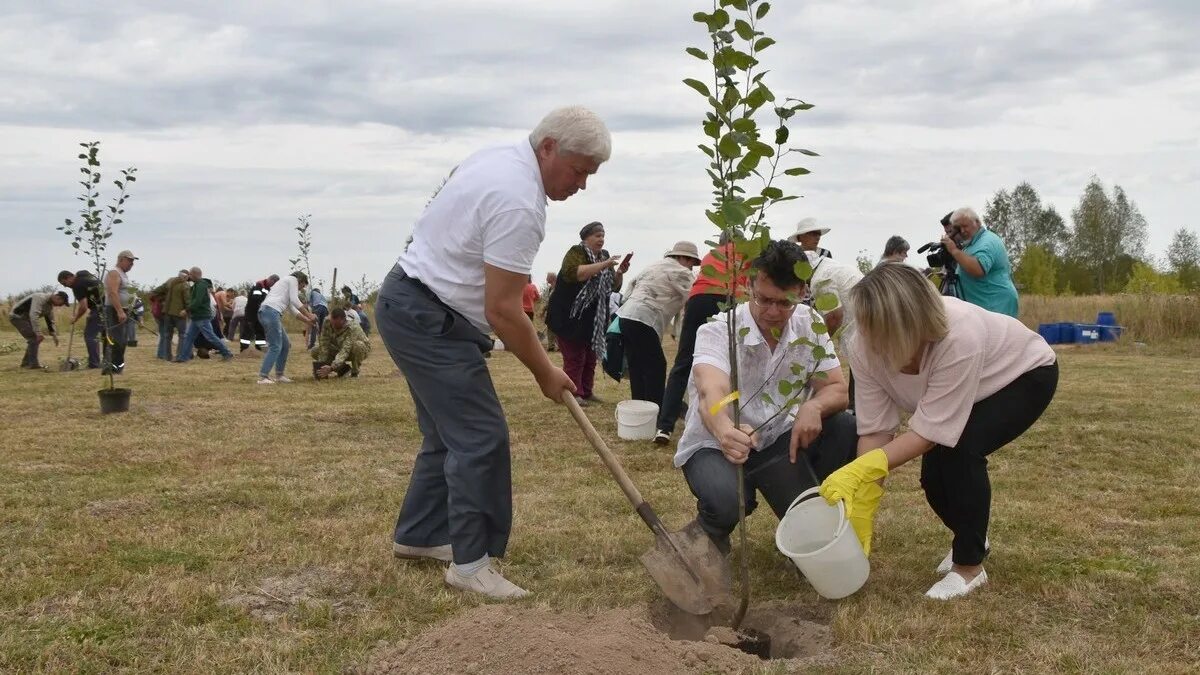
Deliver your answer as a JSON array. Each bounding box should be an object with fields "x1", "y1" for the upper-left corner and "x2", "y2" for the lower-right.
[{"x1": 849, "y1": 263, "x2": 949, "y2": 370}]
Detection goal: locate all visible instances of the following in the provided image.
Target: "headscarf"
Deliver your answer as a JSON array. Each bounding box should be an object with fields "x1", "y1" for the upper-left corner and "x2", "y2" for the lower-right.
[{"x1": 569, "y1": 225, "x2": 614, "y2": 358}]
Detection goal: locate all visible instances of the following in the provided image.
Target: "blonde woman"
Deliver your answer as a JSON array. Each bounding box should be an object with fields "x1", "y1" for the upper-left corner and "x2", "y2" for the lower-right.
[{"x1": 819, "y1": 263, "x2": 1057, "y2": 599}]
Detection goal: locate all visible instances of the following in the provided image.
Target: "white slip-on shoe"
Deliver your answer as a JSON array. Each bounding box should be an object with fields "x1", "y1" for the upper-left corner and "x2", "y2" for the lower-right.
[
  {"x1": 936, "y1": 538, "x2": 990, "y2": 575},
  {"x1": 393, "y1": 542, "x2": 453, "y2": 563},
  {"x1": 445, "y1": 563, "x2": 530, "y2": 600},
  {"x1": 925, "y1": 569, "x2": 988, "y2": 600},
  {"x1": 256, "y1": 377, "x2": 275, "y2": 385},
  {"x1": 275, "y1": 375, "x2": 294, "y2": 384}
]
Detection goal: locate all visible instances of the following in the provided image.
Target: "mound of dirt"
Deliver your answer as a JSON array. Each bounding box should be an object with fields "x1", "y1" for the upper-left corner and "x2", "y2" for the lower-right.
[{"x1": 362, "y1": 605, "x2": 765, "y2": 675}]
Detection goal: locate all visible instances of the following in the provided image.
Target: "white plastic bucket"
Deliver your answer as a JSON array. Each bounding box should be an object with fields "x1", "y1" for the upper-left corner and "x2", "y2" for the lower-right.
[
  {"x1": 615, "y1": 400, "x2": 658, "y2": 440},
  {"x1": 774, "y1": 487, "x2": 870, "y2": 599}
]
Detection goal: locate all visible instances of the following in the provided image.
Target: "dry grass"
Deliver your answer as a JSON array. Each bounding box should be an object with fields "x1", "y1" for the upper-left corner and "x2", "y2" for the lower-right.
[
  {"x1": 1019, "y1": 293, "x2": 1200, "y2": 343},
  {"x1": 1, "y1": 330, "x2": 1199, "y2": 673}
]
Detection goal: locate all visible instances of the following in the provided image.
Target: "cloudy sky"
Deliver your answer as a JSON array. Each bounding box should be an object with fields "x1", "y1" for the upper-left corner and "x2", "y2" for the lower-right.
[{"x1": 2, "y1": 0, "x2": 1197, "y2": 295}]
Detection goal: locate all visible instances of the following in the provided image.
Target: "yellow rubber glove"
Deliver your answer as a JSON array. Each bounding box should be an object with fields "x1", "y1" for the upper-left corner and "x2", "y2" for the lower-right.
[
  {"x1": 848, "y1": 481, "x2": 884, "y2": 556},
  {"x1": 818, "y1": 448, "x2": 890, "y2": 518}
]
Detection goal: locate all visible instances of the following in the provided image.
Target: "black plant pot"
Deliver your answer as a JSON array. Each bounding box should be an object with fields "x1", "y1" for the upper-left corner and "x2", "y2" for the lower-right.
[{"x1": 98, "y1": 387, "x2": 132, "y2": 414}]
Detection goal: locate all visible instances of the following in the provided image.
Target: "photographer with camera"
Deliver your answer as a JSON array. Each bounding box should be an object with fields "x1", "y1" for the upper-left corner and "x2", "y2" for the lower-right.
[{"x1": 939, "y1": 207, "x2": 1019, "y2": 317}]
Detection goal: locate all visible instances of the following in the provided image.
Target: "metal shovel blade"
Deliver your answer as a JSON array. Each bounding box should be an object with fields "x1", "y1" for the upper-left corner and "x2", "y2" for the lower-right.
[{"x1": 640, "y1": 520, "x2": 733, "y2": 615}]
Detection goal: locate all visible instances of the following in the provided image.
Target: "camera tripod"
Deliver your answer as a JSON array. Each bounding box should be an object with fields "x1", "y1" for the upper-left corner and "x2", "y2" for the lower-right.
[{"x1": 939, "y1": 268, "x2": 963, "y2": 299}]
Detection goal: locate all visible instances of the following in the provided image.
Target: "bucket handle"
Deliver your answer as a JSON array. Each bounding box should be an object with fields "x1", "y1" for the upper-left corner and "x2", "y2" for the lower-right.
[{"x1": 784, "y1": 486, "x2": 849, "y2": 538}]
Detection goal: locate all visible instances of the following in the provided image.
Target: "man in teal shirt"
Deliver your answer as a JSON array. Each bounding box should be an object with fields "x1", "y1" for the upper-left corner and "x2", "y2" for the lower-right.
[
  {"x1": 174, "y1": 266, "x2": 234, "y2": 362},
  {"x1": 942, "y1": 207, "x2": 1019, "y2": 317}
]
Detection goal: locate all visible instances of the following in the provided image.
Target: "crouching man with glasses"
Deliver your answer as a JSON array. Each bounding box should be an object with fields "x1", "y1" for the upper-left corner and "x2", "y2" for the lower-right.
[{"x1": 672, "y1": 239, "x2": 859, "y2": 554}]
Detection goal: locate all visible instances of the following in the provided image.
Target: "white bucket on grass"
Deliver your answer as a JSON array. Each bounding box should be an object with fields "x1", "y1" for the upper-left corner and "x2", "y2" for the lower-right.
[
  {"x1": 774, "y1": 487, "x2": 870, "y2": 599},
  {"x1": 615, "y1": 400, "x2": 658, "y2": 440}
]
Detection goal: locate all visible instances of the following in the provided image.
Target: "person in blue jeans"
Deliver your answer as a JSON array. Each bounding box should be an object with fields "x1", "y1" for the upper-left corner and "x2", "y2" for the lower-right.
[
  {"x1": 257, "y1": 271, "x2": 316, "y2": 384},
  {"x1": 175, "y1": 267, "x2": 233, "y2": 362},
  {"x1": 307, "y1": 287, "x2": 329, "y2": 350}
]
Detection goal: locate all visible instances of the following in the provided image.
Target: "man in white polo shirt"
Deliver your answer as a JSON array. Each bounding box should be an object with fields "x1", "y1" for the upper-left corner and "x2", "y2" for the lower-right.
[{"x1": 378, "y1": 106, "x2": 611, "y2": 599}]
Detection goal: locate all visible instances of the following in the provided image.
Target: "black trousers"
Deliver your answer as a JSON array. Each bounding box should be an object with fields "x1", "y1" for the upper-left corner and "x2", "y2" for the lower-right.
[
  {"x1": 922, "y1": 363, "x2": 1058, "y2": 566},
  {"x1": 619, "y1": 318, "x2": 667, "y2": 406},
  {"x1": 657, "y1": 293, "x2": 723, "y2": 434}
]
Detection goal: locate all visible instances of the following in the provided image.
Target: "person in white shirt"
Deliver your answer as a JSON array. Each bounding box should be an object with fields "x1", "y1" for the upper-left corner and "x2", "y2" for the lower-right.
[
  {"x1": 257, "y1": 271, "x2": 316, "y2": 384},
  {"x1": 227, "y1": 291, "x2": 247, "y2": 341},
  {"x1": 616, "y1": 241, "x2": 700, "y2": 409},
  {"x1": 675, "y1": 240, "x2": 858, "y2": 553},
  {"x1": 378, "y1": 106, "x2": 611, "y2": 600},
  {"x1": 804, "y1": 250, "x2": 863, "y2": 336}
]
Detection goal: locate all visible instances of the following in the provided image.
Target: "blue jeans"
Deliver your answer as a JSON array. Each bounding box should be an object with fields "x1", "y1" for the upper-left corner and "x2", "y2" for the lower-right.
[
  {"x1": 158, "y1": 315, "x2": 187, "y2": 361},
  {"x1": 307, "y1": 305, "x2": 328, "y2": 350},
  {"x1": 176, "y1": 316, "x2": 232, "y2": 361},
  {"x1": 83, "y1": 309, "x2": 102, "y2": 368},
  {"x1": 258, "y1": 306, "x2": 289, "y2": 377}
]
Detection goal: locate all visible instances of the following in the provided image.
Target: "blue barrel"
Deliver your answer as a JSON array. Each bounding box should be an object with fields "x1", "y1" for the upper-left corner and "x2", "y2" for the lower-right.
[
  {"x1": 1096, "y1": 312, "x2": 1119, "y2": 341},
  {"x1": 1037, "y1": 323, "x2": 1062, "y2": 344},
  {"x1": 1058, "y1": 322, "x2": 1078, "y2": 343}
]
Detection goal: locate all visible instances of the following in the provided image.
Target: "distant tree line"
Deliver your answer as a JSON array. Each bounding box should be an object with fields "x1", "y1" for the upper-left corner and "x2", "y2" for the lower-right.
[{"x1": 984, "y1": 177, "x2": 1199, "y2": 295}]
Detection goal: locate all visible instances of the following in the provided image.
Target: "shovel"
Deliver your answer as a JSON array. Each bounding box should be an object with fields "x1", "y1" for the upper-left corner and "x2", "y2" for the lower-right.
[
  {"x1": 563, "y1": 392, "x2": 731, "y2": 615},
  {"x1": 59, "y1": 322, "x2": 80, "y2": 371}
]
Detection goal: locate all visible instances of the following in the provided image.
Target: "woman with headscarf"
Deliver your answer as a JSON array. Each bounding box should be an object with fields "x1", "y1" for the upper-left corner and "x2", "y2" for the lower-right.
[{"x1": 545, "y1": 221, "x2": 629, "y2": 405}]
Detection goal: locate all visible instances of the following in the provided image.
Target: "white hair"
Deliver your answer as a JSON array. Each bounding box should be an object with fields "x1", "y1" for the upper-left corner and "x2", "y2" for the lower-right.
[
  {"x1": 950, "y1": 207, "x2": 983, "y2": 228},
  {"x1": 529, "y1": 106, "x2": 612, "y2": 163}
]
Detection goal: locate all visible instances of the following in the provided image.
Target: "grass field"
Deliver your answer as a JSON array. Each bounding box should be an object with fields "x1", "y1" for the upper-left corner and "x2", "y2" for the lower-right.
[{"x1": 1, "y1": 329, "x2": 1198, "y2": 673}]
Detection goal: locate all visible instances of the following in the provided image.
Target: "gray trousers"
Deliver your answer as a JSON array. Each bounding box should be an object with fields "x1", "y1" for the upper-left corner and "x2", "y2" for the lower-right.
[
  {"x1": 9, "y1": 315, "x2": 40, "y2": 367},
  {"x1": 682, "y1": 411, "x2": 859, "y2": 546},
  {"x1": 376, "y1": 266, "x2": 507, "y2": 565}
]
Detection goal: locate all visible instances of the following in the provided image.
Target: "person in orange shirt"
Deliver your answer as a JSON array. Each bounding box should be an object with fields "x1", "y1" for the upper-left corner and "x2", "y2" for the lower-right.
[
  {"x1": 521, "y1": 275, "x2": 540, "y2": 323},
  {"x1": 654, "y1": 233, "x2": 749, "y2": 445}
]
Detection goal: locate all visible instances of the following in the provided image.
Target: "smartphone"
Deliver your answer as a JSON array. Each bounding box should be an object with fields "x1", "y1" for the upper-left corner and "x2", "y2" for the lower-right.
[{"x1": 619, "y1": 252, "x2": 633, "y2": 268}]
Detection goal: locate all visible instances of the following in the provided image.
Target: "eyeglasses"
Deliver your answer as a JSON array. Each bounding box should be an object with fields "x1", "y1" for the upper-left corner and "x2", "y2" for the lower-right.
[{"x1": 751, "y1": 292, "x2": 797, "y2": 311}]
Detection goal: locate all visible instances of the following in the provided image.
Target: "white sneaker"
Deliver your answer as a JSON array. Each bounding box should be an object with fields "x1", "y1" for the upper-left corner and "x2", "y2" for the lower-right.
[
  {"x1": 936, "y1": 538, "x2": 990, "y2": 575},
  {"x1": 393, "y1": 542, "x2": 453, "y2": 563},
  {"x1": 925, "y1": 569, "x2": 988, "y2": 600},
  {"x1": 445, "y1": 562, "x2": 530, "y2": 599},
  {"x1": 256, "y1": 377, "x2": 275, "y2": 385},
  {"x1": 275, "y1": 375, "x2": 294, "y2": 384}
]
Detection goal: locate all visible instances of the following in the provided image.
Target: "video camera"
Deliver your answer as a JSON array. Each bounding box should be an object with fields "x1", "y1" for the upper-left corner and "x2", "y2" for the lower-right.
[
  {"x1": 917, "y1": 212, "x2": 962, "y2": 271},
  {"x1": 919, "y1": 212, "x2": 964, "y2": 299}
]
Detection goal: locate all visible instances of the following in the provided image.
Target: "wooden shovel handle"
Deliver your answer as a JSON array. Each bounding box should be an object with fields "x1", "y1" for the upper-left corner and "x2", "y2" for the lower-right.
[{"x1": 562, "y1": 391, "x2": 661, "y2": 531}]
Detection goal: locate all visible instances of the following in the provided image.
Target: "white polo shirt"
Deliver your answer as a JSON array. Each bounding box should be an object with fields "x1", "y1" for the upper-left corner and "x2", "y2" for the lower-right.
[
  {"x1": 397, "y1": 140, "x2": 548, "y2": 332},
  {"x1": 673, "y1": 302, "x2": 841, "y2": 468}
]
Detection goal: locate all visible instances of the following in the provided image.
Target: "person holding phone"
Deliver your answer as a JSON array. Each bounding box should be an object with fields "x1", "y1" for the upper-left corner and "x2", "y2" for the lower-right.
[
  {"x1": 545, "y1": 221, "x2": 629, "y2": 405},
  {"x1": 616, "y1": 241, "x2": 701, "y2": 410}
]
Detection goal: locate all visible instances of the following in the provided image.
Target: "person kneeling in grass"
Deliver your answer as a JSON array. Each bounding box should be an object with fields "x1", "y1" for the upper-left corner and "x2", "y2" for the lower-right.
[
  {"x1": 311, "y1": 308, "x2": 370, "y2": 379},
  {"x1": 675, "y1": 240, "x2": 858, "y2": 555},
  {"x1": 820, "y1": 263, "x2": 1057, "y2": 600}
]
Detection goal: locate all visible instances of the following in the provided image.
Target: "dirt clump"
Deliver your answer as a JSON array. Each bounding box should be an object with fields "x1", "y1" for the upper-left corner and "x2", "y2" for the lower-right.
[
  {"x1": 223, "y1": 567, "x2": 357, "y2": 622},
  {"x1": 361, "y1": 604, "x2": 765, "y2": 674}
]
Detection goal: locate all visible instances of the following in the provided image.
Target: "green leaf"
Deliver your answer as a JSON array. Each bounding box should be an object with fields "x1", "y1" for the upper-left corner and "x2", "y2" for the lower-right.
[
  {"x1": 682, "y1": 78, "x2": 711, "y2": 97},
  {"x1": 686, "y1": 47, "x2": 708, "y2": 60},
  {"x1": 738, "y1": 326, "x2": 750, "y2": 339},
  {"x1": 731, "y1": 118, "x2": 756, "y2": 133},
  {"x1": 747, "y1": 140, "x2": 774, "y2": 157},
  {"x1": 812, "y1": 322, "x2": 829, "y2": 335},
  {"x1": 793, "y1": 259, "x2": 813, "y2": 282},
  {"x1": 712, "y1": 9, "x2": 730, "y2": 28},
  {"x1": 754, "y1": 37, "x2": 775, "y2": 51},
  {"x1": 693, "y1": 11, "x2": 710, "y2": 23},
  {"x1": 756, "y1": 2, "x2": 771, "y2": 19},
  {"x1": 771, "y1": 195, "x2": 800, "y2": 203},
  {"x1": 737, "y1": 153, "x2": 762, "y2": 173},
  {"x1": 775, "y1": 126, "x2": 789, "y2": 145},
  {"x1": 784, "y1": 167, "x2": 811, "y2": 176},
  {"x1": 717, "y1": 134, "x2": 742, "y2": 159},
  {"x1": 698, "y1": 144, "x2": 715, "y2": 158},
  {"x1": 813, "y1": 292, "x2": 840, "y2": 312},
  {"x1": 797, "y1": 149, "x2": 820, "y2": 156},
  {"x1": 701, "y1": 264, "x2": 720, "y2": 280},
  {"x1": 734, "y1": 19, "x2": 755, "y2": 41},
  {"x1": 778, "y1": 379, "x2": 793, "y2": 396},
  {"x1": 811, "y1": 345, "x2": 828, "y2": 360},
  {"x1": 761, "y1": 186, "x2": 783, "y2": 199},
  {"x1": 702, "y1": 119, "x2": 721, "y2": 139}
]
